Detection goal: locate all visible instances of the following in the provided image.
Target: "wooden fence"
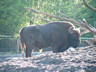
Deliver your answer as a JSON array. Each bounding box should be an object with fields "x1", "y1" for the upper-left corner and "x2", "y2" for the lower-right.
[
  {"x1": 0, "y1": 35, "x2": 93, "y2": 53},
  {"x1": 0, "y1": 35, "x2": 19, "y2": 53}
]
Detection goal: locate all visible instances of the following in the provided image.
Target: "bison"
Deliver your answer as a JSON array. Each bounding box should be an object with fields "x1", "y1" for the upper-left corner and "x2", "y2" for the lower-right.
[{"x1": 19, "y1": 21, "x2": 80, "y2": 57}]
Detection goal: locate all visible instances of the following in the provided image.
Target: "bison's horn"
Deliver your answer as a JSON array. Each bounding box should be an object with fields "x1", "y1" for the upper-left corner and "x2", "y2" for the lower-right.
[{"x1": 68, "y1": 27, "x2": 74, "y2": 34}]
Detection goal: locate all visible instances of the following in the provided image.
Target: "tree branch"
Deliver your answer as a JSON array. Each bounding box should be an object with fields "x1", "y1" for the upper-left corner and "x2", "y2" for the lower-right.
[
  {"x1": 83, "y1": 0, "x2": 96, "y2": 12},
  {"x1": 25, "y1": 7, "x2": 96, "y2": 35},
  {"x1": 57, "y1": 11, "x2": 71, "y2": 19},
  {"x1": 25, "y1": 7, "x2": 60, "y2": 18},
  {"x1": 25, "y1": 7, "x2": 82, "y2": 26},
  {"x1": 80, "y1": 30, "x2": 90, "y2": 36},
  {"x1": 82, "y1": 19, "x2": 96, "y2": 34},
  {"x1": 32, "y1": 17, "x2": 51, "y2": 22},
  {"x1": 38, "y1": 17, "x2": 51, "y2": 22}
]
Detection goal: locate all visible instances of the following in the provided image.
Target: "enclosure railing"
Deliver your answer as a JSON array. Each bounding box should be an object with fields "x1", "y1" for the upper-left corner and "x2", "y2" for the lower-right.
[
  {"x1": 0, "y1": 35, "x2": 93, "y2": 54},
  {"x1": 0, "y1": 35, "x2": 18, "y2": 54}
]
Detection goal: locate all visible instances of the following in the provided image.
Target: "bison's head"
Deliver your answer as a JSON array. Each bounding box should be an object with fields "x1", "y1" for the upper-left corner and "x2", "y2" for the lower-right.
[{"x1": 68, "y1": 27, "x2": 80, "y2": 48}]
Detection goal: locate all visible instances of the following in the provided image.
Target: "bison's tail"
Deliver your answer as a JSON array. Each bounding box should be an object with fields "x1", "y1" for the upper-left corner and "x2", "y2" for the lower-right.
[{"x1": 19, "y1": 27, "x2": 25, "y2": 57}]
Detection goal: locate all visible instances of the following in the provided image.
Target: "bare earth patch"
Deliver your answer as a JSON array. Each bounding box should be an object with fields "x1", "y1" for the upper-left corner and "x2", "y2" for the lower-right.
[{"x1": 0, "y1": 46, "x2": 96, "y2": 72}]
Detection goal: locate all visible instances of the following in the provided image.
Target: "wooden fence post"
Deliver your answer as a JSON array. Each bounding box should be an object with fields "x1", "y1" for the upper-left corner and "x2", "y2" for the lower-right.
[{"x1": 17, "y1": 37, "x2": 20, "y2": 53}]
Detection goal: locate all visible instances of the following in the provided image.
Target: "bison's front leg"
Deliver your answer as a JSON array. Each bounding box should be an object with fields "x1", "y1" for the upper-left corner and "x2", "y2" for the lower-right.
[
  {"x1": 51, "y1": 44, "x2": 60, "y2": 53},
  {"x1": 51, "y1": 43, "x2": 66, "y2": 53}
]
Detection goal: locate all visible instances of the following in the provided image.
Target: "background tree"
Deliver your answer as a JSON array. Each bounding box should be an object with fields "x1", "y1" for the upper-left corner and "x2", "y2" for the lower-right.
[
  {"x1": 0, "y1": 0, "x2": 28, "y2": 36},
  {"x1": 0, "y1": 0, "x2": 96, "y2": 38}
]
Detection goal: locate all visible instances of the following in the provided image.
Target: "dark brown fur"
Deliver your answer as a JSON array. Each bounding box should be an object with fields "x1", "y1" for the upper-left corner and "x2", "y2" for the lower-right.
[{"x1": 19, "y1": 21, "x2": 80, "y2": 57}]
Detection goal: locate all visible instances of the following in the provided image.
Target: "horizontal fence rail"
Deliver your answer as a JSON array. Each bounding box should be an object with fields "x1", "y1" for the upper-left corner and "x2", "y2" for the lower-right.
[{"x1": 0, "y1": 35, "x2": 94, "y2": 53}]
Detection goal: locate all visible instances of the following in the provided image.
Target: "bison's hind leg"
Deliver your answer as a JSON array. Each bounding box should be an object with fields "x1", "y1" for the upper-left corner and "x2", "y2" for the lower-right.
[
  {"x1": 25, "y1": 46, "x2": 32, "y2": 58},
  {"x1": 21, "y1": 50, "x2": 24, "y2": 57},
  {"x1": 25, "y1": 48, "x2": 32, "y2": 57}
]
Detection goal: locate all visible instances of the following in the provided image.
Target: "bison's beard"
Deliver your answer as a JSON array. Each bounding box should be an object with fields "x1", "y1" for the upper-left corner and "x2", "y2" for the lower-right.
[
  {"x1": 71, "y1": 41, "x2": 80, "y2": 48},
  {"x1": 52, "y1": 45, "x2": 70, "y2": 53}
]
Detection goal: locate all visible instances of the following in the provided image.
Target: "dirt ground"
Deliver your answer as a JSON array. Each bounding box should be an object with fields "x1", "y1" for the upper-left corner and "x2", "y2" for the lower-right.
[{"x1": 0, "y1": 46, "x2": 96, "y2": 72}]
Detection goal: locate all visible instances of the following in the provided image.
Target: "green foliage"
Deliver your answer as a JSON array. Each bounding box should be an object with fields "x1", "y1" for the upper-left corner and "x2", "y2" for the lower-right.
[
  {"x1": 0, "y1": 0, "x2": 96, "y2": 38},
  {"x1": 0, "y1": 0, "x2": 28, "y2": 36}
]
